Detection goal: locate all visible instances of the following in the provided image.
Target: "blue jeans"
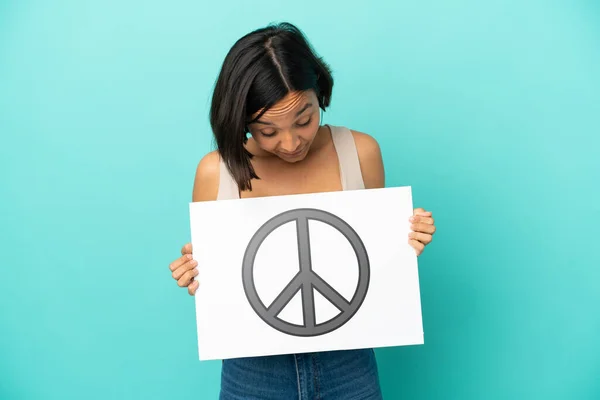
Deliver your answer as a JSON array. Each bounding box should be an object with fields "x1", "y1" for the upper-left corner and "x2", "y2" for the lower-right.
[{"x1": 220, "y1": 348, "x2": 383, "y2": 399}]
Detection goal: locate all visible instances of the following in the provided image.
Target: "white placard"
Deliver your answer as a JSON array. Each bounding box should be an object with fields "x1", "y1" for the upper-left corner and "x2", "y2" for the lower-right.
[{"x1": 189, "y1": 186, "x2": 424, "y2": 361}]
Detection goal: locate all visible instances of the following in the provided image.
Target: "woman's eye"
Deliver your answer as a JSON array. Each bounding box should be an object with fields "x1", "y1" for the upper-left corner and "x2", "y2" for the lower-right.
[
  {"x1": 297, "y1": 118, "x2": 311, "y2": 127},
  {"x1": 261, "y1": 131, "x2": 276, "y2": 137}
]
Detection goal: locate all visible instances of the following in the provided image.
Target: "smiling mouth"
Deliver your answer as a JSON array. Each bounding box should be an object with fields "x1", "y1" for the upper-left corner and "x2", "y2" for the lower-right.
[{"x1": 280, "y1": 147, "x2": 305, "y2": 157}]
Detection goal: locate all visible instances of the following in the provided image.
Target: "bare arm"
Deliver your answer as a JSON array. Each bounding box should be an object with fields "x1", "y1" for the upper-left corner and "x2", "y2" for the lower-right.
[
  {"x1": 192, "y1": 151, "x2": 220, "y2": 202},
  {"x1": 168, "y1": 151, "x2": 221, "y2": 296},
  {"x1": 351, "y1": 130, "x2": 385, "y2": 189},
  {"x1": 351, "y1": 129, "x2": 436, "y2": 256}
]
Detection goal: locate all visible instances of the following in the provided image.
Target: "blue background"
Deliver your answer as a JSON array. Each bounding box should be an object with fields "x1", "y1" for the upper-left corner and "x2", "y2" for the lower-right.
[{"x1": 1, "y1": 1, "x2": 599, "y2": 399}]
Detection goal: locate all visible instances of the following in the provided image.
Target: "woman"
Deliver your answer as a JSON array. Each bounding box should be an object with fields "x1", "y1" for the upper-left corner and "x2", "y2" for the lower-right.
[{"x1": 168, "y1": 22, "x2": 436, "y2": 399}]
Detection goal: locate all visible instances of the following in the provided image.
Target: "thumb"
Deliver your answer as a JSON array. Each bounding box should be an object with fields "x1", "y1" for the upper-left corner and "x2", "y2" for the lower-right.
[
  {"x1": 413, "y1": 208, "x2": 432, "y2": 216},
  {"x1": 181, "y1": 242, "x2": 193, "y2": 255}
]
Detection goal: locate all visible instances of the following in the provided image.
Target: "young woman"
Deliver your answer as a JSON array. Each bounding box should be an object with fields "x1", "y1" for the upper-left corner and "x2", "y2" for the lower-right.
[{"x1": 168, "y1": 22, "x2": 436, "y2": 399}]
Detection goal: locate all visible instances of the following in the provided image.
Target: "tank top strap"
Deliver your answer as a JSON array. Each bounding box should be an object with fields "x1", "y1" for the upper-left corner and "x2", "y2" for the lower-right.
[
  {"x1": 329, "y1": 125, "x2": 366, "y2": 191},
  {"x1": 217, "y1": 155, "x2": 240, "y2": 200}
]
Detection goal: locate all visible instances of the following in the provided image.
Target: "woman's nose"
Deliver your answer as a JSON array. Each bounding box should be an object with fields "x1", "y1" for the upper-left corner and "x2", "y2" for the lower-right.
[{"x1": 279, "y1": 131, "x2": 300, "y2": 152}]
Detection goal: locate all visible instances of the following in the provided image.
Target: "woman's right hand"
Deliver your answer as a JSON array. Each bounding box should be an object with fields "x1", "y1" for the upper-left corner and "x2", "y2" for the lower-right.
[{"x1": 169, "y1": 243, "x2": 199, "y2": 295}]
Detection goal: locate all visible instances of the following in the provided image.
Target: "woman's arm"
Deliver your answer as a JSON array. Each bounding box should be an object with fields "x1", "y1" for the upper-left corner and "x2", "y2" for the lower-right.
[
  {"x1": 352, "y1": 130, "x2": 385, "y2": 190},
  {"x1": 192, "y1": 151, "x2": 221, "y2": 202},
  {"x1": 352, "y1": 130, "x2": 436, "y2": 256},
  {"x1": 168, "y1": 151, "x2": 221, "y2": 296}
]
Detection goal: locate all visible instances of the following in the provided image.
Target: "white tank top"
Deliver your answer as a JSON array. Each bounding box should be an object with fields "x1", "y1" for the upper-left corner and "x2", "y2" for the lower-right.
[{"x1": 216, "y1": 125, "x2": 365, "y2": 200}]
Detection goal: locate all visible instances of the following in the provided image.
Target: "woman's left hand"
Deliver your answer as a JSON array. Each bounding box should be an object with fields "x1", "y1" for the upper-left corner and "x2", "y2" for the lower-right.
[{"x1": 409, "y1": 208, "x2": 436, "y2": 256}]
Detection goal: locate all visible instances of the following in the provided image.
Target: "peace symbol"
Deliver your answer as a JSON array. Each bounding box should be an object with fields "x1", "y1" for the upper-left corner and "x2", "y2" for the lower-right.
[{"x1": 242, "y1": 208, "x2": 370, "y2": 337}]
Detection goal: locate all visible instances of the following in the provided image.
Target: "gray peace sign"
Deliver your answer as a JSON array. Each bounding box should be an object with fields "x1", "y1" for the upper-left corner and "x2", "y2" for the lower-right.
[{"x1": 242, "y1": 208, "x2": 370, "y2": 337}]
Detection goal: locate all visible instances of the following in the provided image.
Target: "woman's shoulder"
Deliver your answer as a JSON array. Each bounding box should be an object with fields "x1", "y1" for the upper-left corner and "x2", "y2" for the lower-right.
[
  {"x1": 192, "y1": 150, "x2": 221, "y2": 202},
  {"x1": 342, "y1": 126, "x2": 385, "y2": 188},
  {"x1": 348, "y1": 128, "x2": 381, "y2": 156},
  {"x1": 332, "y1": 126, "x2": 382, "y2": 163}
]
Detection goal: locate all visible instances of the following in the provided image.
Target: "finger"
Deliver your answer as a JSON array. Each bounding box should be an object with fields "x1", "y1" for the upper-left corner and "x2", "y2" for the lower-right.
[
  {"x1": 169, "y1": 253, "x2": 193, "y2": 272},
  {"x1": 410, "y1": 215, "x2": 434, "y2": 225},
  {"x1": 177, "y1": 267, "x2": 199, "y2": 288},
  {"x1": 409, "y1": 231, "x2": 433, "y2": 245},
  {"x1": 409, "y1": 239, "x2": 425, "y2": 256},
  {"x1": 181, "y1": 243, "x2": 193, "y2": 256},
  {"x1": 172, "y1": 259, "x2": 198, "y2": 280},
  {"x1": 411, "y1": 222, "x2": 436, "y2": 235},
  {"x1": 413, "y1": 208, "x2": 432, "y2": 217},
  {"x1": 188, "y1": 280, "x2": 199, "y2": 296}
]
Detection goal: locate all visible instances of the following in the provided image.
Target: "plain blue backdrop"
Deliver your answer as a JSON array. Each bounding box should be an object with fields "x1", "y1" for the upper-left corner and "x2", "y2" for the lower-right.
[{"x1": 1, "y1": 1, "x2": 599, "y2": 399}]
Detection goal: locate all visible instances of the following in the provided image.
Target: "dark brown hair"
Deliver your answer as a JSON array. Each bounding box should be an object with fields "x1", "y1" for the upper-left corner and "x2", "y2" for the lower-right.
[{"x1": 209, "y1": 22, "x2": 334, "y2": 191}]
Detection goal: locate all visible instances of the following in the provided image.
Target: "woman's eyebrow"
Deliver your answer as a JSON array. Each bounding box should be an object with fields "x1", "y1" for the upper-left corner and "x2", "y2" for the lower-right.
[
  {"x1": 254, "y1": 120, "x2": 275, "y2": 126},
  {"x1": 294, "y1": 102, "x2": 313, "y2": 116}
]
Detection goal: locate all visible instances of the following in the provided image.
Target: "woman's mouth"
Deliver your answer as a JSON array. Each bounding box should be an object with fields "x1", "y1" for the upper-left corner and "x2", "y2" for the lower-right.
[{"x1": 280, "y1": 147, "x2": 305, "y2": 158}]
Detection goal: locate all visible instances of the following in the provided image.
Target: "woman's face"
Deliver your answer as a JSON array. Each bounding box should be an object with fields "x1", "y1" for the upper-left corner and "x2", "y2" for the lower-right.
[{"x1": 247, "y1": 90, "x2": 321, "y2": 163}]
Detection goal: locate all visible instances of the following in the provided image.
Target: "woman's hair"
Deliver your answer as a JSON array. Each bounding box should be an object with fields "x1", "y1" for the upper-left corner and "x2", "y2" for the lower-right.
[{"x1": 209, "y1": 22, "x2": 334, "y2": 191}]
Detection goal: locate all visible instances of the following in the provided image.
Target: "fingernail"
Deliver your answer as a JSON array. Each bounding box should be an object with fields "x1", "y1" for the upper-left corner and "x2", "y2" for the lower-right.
[
  {"x1": 192, "y1": 260, "x2": 198, "y2": 266},
  {"x1": 409, "y1": 216, "x2": 415, "y2": 222},
  {"x1": 187, "y1": 254, "x2": 192, "y2": 260}
]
